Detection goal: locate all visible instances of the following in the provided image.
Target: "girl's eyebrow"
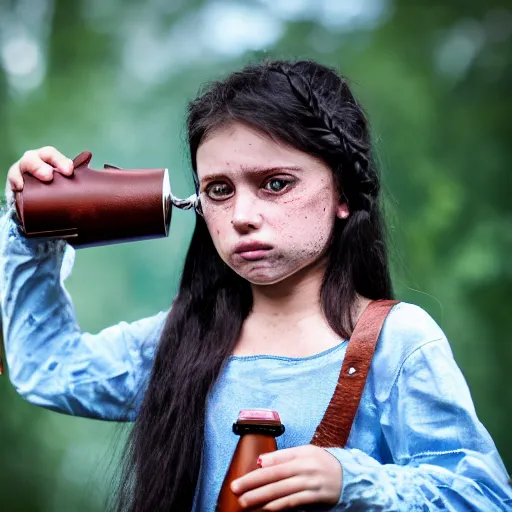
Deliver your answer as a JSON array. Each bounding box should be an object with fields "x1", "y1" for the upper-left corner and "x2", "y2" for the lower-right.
[{"x1": 200, "y1": 166, "x2": 305, "y2": 183}]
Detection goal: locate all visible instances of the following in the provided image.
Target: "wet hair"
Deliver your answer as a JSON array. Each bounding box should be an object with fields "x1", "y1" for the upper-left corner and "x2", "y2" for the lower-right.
[{"x1": 114, "y1": 59, "x2": 394, "y2": 511}]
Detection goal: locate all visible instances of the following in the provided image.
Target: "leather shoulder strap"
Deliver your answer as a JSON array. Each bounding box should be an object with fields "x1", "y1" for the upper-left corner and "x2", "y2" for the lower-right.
[{"x1": 311, "y1": 299, "x2": 399, "y2": 448}]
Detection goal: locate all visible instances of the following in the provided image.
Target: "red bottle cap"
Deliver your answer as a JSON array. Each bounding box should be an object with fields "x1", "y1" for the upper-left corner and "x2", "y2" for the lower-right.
[
  {"x1": 238, "y1": 409, "x2": 281, "y2": 422},
  {"x1": 233, "y1": 409, "x2": 285, "y2": 437}
]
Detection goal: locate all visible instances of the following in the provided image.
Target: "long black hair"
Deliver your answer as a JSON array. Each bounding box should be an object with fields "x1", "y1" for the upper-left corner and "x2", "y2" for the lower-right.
[{"x1": 114, "y1": 59, "x2": 394, "y2": 511}]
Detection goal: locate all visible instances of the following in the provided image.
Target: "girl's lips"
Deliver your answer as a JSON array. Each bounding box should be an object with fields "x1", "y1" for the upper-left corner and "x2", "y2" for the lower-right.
[
  {"x1": 234, "y1": 241, "x2": 272, "y2": 261},
  {"x1": 236, "y1": 249, "x2": 271, "y2": 261}
]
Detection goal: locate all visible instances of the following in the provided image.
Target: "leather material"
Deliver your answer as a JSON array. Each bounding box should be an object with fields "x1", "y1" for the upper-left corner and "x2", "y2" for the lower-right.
[
  {"x1": 311, "y1": 299, "x2": 399, "y2": 448},
  {"x1": 14, "y1": 151, "x2": 172, "y2": 248}
]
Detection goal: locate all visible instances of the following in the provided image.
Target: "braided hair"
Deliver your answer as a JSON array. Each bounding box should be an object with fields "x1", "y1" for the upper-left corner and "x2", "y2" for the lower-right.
[
  {"x1": 260, "y1": 60, "x2": 391, "y2": 333},
  {"x1": 268, "y1": 61, "x2": 378, "y2": 214}
]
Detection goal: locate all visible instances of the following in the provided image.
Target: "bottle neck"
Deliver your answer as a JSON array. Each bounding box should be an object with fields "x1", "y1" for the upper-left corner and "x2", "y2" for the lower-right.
[{"x1": 232, "y1": 422, "x2": 285, "y2": 437}]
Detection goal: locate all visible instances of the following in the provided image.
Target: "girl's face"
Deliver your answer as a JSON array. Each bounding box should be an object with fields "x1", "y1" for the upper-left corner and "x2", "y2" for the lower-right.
[{"x1": 196, "y1": 122, "x2": 348, "y2": 285}]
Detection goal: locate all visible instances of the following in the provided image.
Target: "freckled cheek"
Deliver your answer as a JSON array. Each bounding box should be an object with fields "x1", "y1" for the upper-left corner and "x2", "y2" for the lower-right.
[
  {"x1": 268, "y1": 216, "x2": 332, "y2": 261},
  {"x1": 280, "y1": 196, "x2": 335, "y2": 240},
  {"x1": 281, "y1": 219, "x2": 332, "y2": 249},
  {"x1": 204, "y1": 213, "x2": 231, "y2": 252}
]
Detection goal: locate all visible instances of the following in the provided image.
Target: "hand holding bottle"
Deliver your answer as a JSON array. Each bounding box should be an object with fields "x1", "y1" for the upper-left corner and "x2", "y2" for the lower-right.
[
  {"x1": 7, "y1": 146, "x2": 74, "y2": 194},
  {"x1": 230, "y1": 444, "x2": 343, "y2": 511}
]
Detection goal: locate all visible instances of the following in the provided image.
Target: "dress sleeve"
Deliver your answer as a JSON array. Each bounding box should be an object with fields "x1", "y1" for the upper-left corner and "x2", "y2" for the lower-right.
[
  {"x1": 0, "y1": 207, "x2": 167, "y2": 421},
  {"x1": 324, "y1": 337, "x2": 512, "y2": 511}
]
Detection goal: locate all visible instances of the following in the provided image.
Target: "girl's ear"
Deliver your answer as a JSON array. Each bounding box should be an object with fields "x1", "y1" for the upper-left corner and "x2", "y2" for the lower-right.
[{"x1": 336, "y1": 203, "x2": 349, "y2": 219}]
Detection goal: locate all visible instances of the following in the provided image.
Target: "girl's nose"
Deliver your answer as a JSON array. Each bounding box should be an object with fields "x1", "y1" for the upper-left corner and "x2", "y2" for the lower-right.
[{"x1": 230, "y1": 195, "x2": 263, "y2": 232}]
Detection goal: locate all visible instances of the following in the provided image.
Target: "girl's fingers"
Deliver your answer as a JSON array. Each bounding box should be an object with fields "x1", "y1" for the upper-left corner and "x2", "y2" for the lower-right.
[
  {"x1": 37, "y1": 146, "x2": 74, "y2": 175},
  {"x1": 7, "y1": 163, "x2": 24, "y2": 191},
  {"x1": 232, "y1": 461, "x2": 299, "y2": 495},
  {"x1": 262, "y1": 490, "x2": 323, "y2": 511},
  {"x1": 10, "y1": 147, "x2": 74, "y2": 191},
  {"x1": 18, "y1": 150, "x2": 55, "y2": 182},
  {"x1": 238, "y1": 476, "x2": 311, "y2": 510}
]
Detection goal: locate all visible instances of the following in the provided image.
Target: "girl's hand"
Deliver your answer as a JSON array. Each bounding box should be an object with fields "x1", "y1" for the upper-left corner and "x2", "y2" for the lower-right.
[
  {"x1": 7, "y1": 146, "x2": 74, "y2": 192},
  {"x1": 230, "y1": 445, "x2": 343, "y2": 511}
]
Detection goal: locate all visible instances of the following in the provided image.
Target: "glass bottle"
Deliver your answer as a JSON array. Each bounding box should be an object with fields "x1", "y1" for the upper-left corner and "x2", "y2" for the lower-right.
[{"x1": 216, "y1": 409, "x2": 285, "y2": 512}]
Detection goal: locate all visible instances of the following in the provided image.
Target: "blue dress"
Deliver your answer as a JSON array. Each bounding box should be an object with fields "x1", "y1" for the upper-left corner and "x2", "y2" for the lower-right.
[{"x1": 1, "y1": 208, "x2": 511, "y2": 511}]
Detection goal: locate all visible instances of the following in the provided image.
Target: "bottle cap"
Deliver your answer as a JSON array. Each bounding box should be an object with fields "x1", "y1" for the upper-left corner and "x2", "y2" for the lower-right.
[
  {"x1": 237, "y1": 409, "x2": 281, "y2": 423},
  {"x1": 233, "y1": 409, "x2": 285, "y2": 437}
]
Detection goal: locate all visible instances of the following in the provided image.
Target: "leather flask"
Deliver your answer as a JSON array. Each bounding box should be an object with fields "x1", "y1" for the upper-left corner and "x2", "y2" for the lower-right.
[{"x1": 14, "y1": 151, "x2": 172, "y2": 248}]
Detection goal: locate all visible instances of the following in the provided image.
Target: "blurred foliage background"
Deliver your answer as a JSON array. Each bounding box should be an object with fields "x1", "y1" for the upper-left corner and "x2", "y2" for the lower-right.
[{"x1": 0, "y1": 0, "x2": 511, "y2": 510}]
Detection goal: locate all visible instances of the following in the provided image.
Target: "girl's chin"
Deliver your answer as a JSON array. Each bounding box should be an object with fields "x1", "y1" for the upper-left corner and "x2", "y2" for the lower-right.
[
  {"x1": 234, "y1": 258, "x2": 326, "y2": 287},
  {"x1": 245, "y1": 276, "x2": 286, "y2": 286},
  {"x1": 237, "y1": 268, "x2": 297, "y2": 286}
]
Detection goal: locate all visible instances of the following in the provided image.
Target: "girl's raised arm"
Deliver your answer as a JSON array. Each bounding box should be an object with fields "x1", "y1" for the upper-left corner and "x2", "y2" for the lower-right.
[{"x1": 0, "y1": 206, "x2": 167, "y2": 421}]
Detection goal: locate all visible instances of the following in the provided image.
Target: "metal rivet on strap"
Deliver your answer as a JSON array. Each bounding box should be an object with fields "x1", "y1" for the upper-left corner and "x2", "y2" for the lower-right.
[{"x1": 348, "y1": 367, "x2": 357, "y2": 375}]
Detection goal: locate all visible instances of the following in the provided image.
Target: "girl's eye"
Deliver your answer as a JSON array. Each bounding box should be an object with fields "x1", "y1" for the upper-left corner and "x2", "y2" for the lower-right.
[
  {"x1": 206, "y1": 183, "x2": 233, "y2": 200},
  {"x1": 263, "y1": 178, "x2": 293, "y2": 193}
]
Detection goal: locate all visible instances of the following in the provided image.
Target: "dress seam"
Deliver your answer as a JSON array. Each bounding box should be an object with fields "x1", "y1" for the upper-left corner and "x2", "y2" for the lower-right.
[
  {"x1": 228, "y1": 339, "x2": 348, "y2": 363},
  {"x1": 386, "y1": 337, "x2": 445, "y2": 397}
]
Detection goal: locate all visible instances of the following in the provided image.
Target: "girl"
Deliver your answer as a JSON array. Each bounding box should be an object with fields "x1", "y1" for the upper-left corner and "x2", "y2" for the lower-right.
[{"x1": 1, "y1": 60, "x2": 511, "y2": 511}]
